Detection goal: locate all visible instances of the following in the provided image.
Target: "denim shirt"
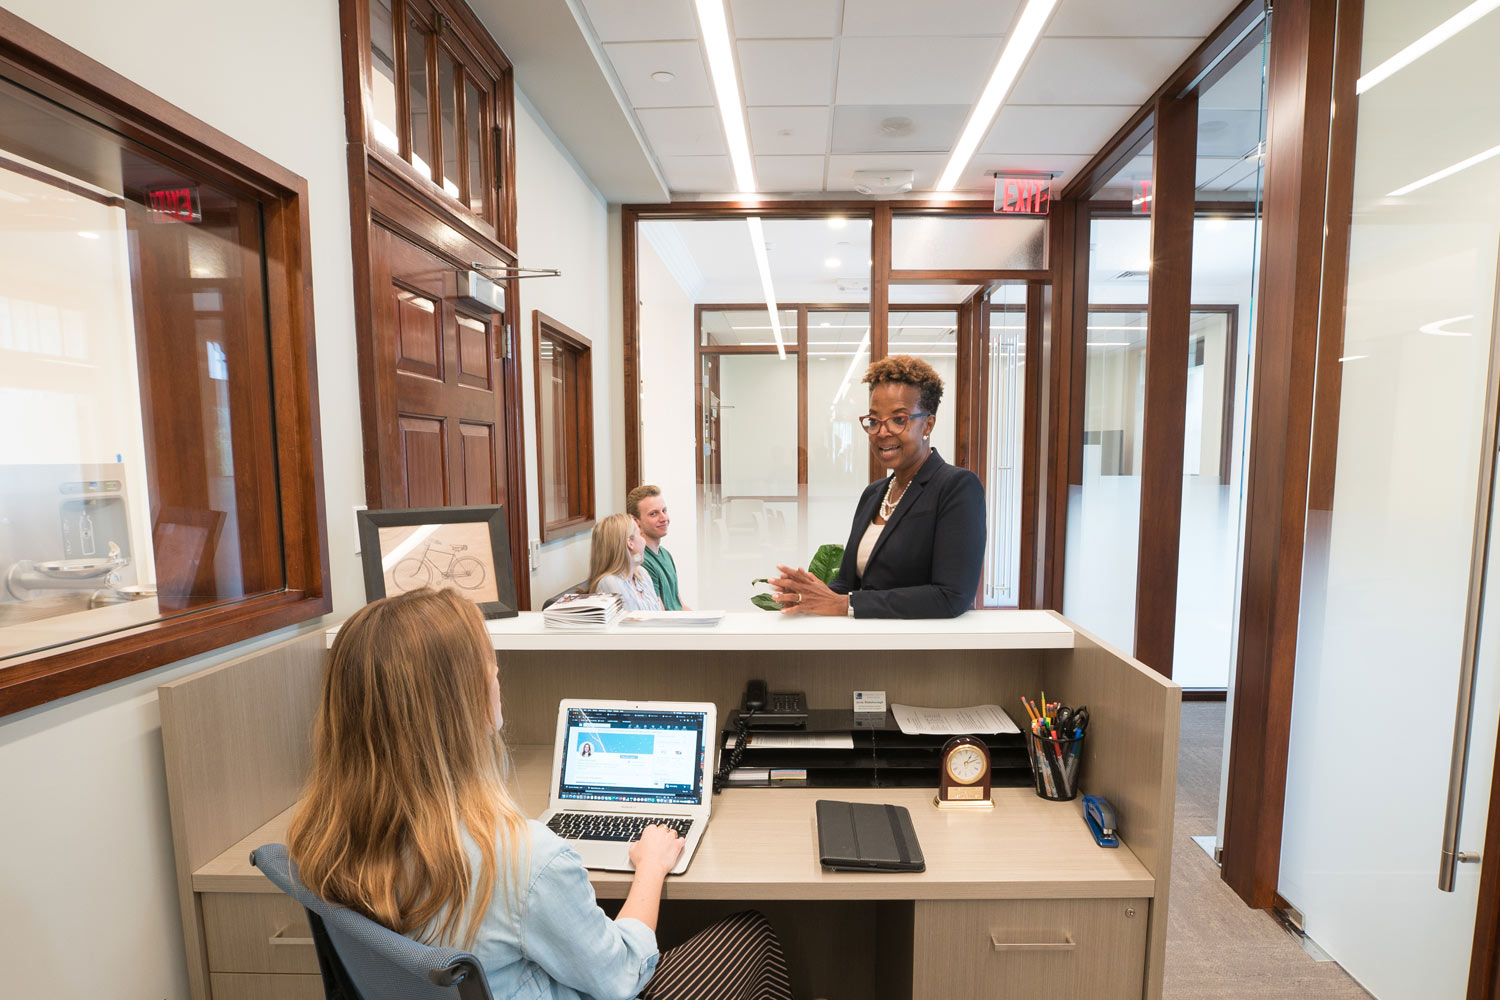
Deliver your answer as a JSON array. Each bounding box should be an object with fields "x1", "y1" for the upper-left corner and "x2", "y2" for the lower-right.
[{"x1": 456, "y1": 820, "x2": 659, "y2": 1000}]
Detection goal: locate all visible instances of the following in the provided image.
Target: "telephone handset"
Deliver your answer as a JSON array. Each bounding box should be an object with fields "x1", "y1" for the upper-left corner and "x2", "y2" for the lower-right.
[{"x1": 740, "y1": 680, "x2": 808, "y2": 728}]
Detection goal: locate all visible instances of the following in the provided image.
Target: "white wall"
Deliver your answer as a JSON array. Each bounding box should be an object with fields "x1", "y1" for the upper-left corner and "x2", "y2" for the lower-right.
[
  {"x1": 0, "y1": 3, "x2": 360, "y2": 998},
  {"x1": 511, "y1": 90, "x2": 615, "y2": 603},
  {"x1": 0, "y1": 8, "x2": 617, "y2": 1000},
  {"x1": 637, "y1": 232, "x2": 700, "y2": 605}
]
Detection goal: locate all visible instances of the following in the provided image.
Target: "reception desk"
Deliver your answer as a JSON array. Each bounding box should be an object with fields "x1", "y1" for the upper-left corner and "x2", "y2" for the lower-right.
[{"x1": 160, "y1": 611, "x2": 1179, "y2": 1000}]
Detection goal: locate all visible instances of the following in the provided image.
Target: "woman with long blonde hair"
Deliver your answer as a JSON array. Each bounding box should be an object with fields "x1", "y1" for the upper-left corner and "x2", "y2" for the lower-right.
[
  {"x1": 289, "y1": 588, "x2": 791, "y2": 1000},
  {"x1": 589, "y1": 512, "x2": 662, "y2": 612}
]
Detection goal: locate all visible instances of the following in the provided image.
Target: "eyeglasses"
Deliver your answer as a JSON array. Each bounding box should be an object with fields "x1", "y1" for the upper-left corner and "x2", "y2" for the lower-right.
[{"x1": 858, "y1": 412, "x2": 930, "y2": 435}]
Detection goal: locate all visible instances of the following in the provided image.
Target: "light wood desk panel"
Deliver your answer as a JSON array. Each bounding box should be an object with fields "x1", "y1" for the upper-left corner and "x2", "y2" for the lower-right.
[
  {"x1": 196, "y1": 745, "x2": 1153, "y2": 901},
  {"x1": 166, "y1": 611, "x2": 1177, "y2": 1000}
]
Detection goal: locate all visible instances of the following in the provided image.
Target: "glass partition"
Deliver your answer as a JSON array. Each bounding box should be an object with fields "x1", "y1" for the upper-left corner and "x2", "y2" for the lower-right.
[
  {"x1": 985, "y1": 285, "x2": 1028, "y2": 607},
  {"x1": 0, "y1": 74, "x2": 286, "y2": 661},
  {"x1": 1064, "y1": 187, "x2": 1152, "y2": 650}
]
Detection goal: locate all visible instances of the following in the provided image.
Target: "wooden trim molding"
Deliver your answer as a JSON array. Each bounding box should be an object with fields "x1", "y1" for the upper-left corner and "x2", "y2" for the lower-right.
[
  {"x1": 0, "y1": 10, "x2": 330, "y2": 717},
  {"x1": 623, "y1": 207, "x2": 642, "y2": 493},
  {"x1": 532, "y1": 311, "x2": 597, "y2": 543},
  {"x1": 1221, "y1": 0, "x2": 1341, "y2": 909},
  {"x1": 1132, "y1": 91, "x2": 1199, "y2": 679}
]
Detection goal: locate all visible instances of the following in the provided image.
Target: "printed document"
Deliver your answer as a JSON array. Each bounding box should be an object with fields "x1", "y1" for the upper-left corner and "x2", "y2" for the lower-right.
[{"x1": 891, "y1": 703, "x2": 1019, "y2": 736}]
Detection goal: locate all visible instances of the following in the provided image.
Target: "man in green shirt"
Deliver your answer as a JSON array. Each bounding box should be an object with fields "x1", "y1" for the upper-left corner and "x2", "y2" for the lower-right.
[{"x1": 627, "y1": 484, "x2": 688, "y2": 611}]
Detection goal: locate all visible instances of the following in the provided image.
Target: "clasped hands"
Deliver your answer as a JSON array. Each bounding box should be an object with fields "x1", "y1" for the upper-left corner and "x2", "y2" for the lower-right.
[{"x1": 767, "y1": 565, "x2": 849, "y2": 617}]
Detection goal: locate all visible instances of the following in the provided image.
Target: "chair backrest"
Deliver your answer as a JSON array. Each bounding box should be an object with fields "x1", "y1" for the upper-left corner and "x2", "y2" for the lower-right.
[{"x1": 251, "y1": 843, "x2": 493, "y2": 1000}]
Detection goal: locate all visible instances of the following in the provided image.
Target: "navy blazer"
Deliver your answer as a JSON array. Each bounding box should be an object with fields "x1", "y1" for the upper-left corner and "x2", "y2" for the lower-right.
[{"x1": 829, "y1": 450, "x2": 986, "y2": 619}]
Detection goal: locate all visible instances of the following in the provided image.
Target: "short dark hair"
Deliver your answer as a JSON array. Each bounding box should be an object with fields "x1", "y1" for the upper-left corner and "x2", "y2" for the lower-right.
[
  {"x1": 625, "y1": 484, "x2": 661, "y2": 519},
  {"x1": 862, "y1": 355, "x2": 944, "y2": 414}
]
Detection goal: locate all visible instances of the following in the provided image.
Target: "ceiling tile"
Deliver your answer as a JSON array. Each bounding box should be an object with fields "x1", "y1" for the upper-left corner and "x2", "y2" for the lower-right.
[
  {"x1": 836, "y1": 37, "x2": 1003, "y2": 105},
  {"x1": 1008, "y1": 37, "x2": 1201, "y2": 106},
  {"x1": 841, "y1": 0, "x2": 1020, "y2": 36},
  {"x1": 748, "y1": 107, "x2": 832, "y2": 155},
  {"x1": 637, "y1": 107, "x2": 728, "y2": 156},
  {"x1": 730, "y1": 0, "x2": 841, "y2": 38},
  {"x1": 658, "y1": 155, "x2": 735, "y2": 192},
  {"x1": 1201, "y1": 44, "x2": 1267, "y2": 112},
  {"x1": 1196, "y1": 108, "x2": 1262, "y2": 158},
  {"x1": 580, "y1": 0, "x2": 698, "y2": 43},
  {"x1": 604, "y1": 41, "x2": 714, "y2": 108},
  {"x1": 826, "y1": 153, "x2": 950, "y2": 193},
  {"x1": 755, "y1": 155, "x2": 827, "y2": 192},
  {"x1": 738, "y1": 39, "x2": 836, "y2": 105},
  {"x1": 982, "y1": 104, "x2": 1135, "y2": 155},
  {"x1": 831, "y1": 105, "x2": 969, "y2": 154},
  {"x1": 1047, "y1": 0, "x2": 1239, "y2": 38},
  {"x1": 963, "y1": 153, "x2": 1093, "y2": 193}
]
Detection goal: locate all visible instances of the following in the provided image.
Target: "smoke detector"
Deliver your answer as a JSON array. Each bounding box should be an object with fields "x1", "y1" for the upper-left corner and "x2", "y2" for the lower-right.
[{"x1": 852, "y1": 168, "x2": 914, "y2": 195}]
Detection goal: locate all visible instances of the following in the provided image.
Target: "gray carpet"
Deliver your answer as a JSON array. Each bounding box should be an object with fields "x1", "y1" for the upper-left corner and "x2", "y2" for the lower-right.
[{"x1": 1164, "y1": 702, "x2": 1374, "y2": 999}]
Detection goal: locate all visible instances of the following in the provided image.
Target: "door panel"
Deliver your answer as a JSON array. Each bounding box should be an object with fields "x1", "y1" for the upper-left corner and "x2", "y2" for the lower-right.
[
  {"x1": 374, "y1": 224, "x2": 509, "y2": 514},
  {"x1": 399, "y1": 414, "x2": 447, "y2": 507},
  {"x1": 395, "y1": 287, "x2": 442, "y2": 378},
  {"x1": 459, "y1": 421, "x2": 496, "y2": 505}
]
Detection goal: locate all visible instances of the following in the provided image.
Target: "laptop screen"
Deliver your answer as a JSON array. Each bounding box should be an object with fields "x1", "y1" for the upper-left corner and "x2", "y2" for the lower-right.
[{"x1": 558, "y1": 706, "x2": 708, "y2": 807}]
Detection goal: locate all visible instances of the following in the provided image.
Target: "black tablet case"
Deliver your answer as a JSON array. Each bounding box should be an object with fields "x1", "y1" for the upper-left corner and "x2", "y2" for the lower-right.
[{"x1": 815, "y1": 799, "x2": 926, "y2": 872}]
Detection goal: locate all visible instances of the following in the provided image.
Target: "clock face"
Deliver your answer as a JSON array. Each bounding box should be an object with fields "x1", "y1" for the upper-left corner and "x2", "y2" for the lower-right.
[{"x1": 946, "y1": 745, "x2": 986, "y2": 784}]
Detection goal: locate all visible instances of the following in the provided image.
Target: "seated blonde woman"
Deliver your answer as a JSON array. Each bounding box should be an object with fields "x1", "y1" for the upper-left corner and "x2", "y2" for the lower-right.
[
  {"x1": 589, "y1": 512, "x2": 663, "y2": 612},
  {"x1": 289, "y1": 588, "x2": 790, "y2": 1000}
]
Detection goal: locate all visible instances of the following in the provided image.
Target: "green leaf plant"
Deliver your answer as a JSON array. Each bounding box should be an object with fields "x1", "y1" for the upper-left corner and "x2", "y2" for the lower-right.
[{"x1": 751, "y1": 544, "x2": 845, "y2": 611}]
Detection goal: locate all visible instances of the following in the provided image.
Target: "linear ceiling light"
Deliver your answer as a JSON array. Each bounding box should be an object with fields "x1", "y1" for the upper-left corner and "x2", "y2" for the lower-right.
[
  {"x1": 1388, "y1": 142, "x2": 1500, "y2": 196},
  {"x1": 693, "y1": 0, "x2": 756, "y2": 194},
  {"x1": 1356, "y1": 0, "x2": 1500, "y2": 95},
  {"x1": 936, "y1": 0, "x2": 1061, "y2": 192},
  {"x1": 745, "y1": 217, "x2": 785, "y2": 359}
]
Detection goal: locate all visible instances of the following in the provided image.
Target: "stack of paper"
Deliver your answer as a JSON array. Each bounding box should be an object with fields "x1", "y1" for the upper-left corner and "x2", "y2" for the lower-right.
[
  {"x1": 542, "y1": 592, "x2": 624, "y2": 630},
  {"x1": 618, "y1": 610, "x2": 725, "y2": 627}
]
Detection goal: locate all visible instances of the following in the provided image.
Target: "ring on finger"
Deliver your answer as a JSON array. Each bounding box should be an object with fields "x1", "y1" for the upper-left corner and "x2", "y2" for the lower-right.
[{"x1": 796, "y1": 593, "x2": 803, "y2": 604}]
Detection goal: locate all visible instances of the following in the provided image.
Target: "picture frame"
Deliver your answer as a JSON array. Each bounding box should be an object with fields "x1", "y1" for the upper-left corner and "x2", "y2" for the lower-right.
[{"x1": 356, "y1": 505, "x2": 518, "y2": 619}]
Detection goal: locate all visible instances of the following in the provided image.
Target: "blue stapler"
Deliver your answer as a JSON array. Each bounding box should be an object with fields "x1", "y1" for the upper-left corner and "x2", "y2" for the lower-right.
[{"x1": 1083, "y1": 794, "x2": 1119, "y2": 848}]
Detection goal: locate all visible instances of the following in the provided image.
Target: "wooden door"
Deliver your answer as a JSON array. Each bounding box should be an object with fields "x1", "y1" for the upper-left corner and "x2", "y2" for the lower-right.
[{"x1": 369, "y1": 222, "x2": 513, "y2": 518}]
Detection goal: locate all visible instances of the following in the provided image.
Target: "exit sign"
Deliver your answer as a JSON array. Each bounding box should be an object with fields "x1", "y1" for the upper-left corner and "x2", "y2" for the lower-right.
[
  {"x1": 145, "y1": 185, "x2": 201, "y2": 223},
  {"x1": 993, "y1": 174, "x2": 1051, "y2": 216}
]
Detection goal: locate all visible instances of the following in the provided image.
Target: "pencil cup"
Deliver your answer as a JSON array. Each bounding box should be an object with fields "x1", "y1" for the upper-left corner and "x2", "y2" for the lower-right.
[{"x1": 1026, "y1": 730, "x2": 1084, "y2": 801}]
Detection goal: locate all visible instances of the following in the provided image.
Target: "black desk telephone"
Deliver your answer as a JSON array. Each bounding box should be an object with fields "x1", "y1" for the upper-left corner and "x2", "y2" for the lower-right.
[
  {"x1": 741, "y1": 679, "x2": 808, "y2": 728},
  {"x1": 714, "y1": 681, "x2": 808, "y2": 793}
]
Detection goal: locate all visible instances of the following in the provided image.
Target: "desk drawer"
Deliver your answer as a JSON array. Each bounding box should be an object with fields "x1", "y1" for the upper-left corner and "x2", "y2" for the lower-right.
[
  {"x1": 202, "y1": 892, "x2": 321, "y2": 975},
  {"x1": 912, "y1": 898, "x2": 1147, "y2": 1000}
]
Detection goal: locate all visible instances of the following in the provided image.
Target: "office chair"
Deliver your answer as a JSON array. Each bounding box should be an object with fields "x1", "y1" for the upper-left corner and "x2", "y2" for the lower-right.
[{"x1": 250, "y1": 843, "x2": 494, "y2": 1000}]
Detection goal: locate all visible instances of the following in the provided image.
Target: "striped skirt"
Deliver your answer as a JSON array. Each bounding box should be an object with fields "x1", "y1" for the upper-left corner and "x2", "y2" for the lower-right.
[{"x1": 640, "y1": 910, "x2": 793, "y2": 1000}]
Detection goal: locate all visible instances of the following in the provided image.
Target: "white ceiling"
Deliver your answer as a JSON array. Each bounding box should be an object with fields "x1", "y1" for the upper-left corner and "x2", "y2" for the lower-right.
[{"x1": 569, "y1": 0, "x2": 1242, "y2": 198}]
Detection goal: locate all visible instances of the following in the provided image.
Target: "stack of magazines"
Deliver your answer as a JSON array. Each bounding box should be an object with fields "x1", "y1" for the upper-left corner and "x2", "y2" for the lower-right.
[{"x1": 542, "y1": 592, "x2": 624, "y2": 630}]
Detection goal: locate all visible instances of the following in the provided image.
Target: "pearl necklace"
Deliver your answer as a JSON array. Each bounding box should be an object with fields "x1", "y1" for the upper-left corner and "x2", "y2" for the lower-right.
[{"x1": 880, "y1": 476, "x2": 910, "y2": 520}]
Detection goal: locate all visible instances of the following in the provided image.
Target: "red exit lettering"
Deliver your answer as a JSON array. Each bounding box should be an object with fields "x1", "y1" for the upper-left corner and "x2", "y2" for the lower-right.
[
  {"x1": 145, "y1": 186, "x2": 201, "y2": 223},
  {"x1": 994, "y1": 175, "x2": 1051, "y2": 216}
]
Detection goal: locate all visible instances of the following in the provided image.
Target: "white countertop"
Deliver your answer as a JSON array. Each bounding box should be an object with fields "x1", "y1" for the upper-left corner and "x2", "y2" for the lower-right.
[{"x1": 327, "y1": 608, "x2": 1073, "y2": 651}]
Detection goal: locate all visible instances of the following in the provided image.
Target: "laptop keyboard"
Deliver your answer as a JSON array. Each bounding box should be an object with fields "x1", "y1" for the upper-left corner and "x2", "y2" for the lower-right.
[{"x1": 547, "y1": 813, "x2": 694, "y2": 842}]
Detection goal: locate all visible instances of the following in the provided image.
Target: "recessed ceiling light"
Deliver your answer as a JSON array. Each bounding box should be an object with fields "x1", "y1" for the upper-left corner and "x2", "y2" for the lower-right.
[
  {"x1": 1419, "y1": 314, "x2": 1474, "y2": 337},
  {"x1": 828, "y1": 217, "x2": 847, "y2": 229},
  {"x1": 650, "y1": 70, "x2": 676, "y2": 83},
  {"x1": 1357, "y1": 0, "x2": 1500, "y2": 94},
  {"x1": 693, "y1": 0, "x2": 756, "y2": 194},
  {"x1": 937, "y1": 0, "x2": 1061, "y2": 191},
  {"x1": 825, "y1": 257, "x2": 842, "y2": 268}
]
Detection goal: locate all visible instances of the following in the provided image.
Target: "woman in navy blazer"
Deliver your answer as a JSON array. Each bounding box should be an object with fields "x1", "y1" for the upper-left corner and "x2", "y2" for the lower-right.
[{"x1": 769, "y1": 356, "x2": 986, "y2": 619}]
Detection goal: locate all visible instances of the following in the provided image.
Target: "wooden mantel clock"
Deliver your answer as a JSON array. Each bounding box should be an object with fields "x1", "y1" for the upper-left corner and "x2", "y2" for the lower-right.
[{"x1": 936, "y1": 735, "x2": 994, "y2": 809}]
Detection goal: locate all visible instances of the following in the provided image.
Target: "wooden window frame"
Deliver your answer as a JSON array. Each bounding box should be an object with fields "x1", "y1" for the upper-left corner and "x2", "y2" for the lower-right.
[
  {"x1": 0, "y1": 10, "x2": 331, "y2": 718},
  {"x1": 359, "y1": 0, "x2": 515, "y2": 252},
  {"x1": 533, "y1": 311, "x2": 595, "y2": 542}
]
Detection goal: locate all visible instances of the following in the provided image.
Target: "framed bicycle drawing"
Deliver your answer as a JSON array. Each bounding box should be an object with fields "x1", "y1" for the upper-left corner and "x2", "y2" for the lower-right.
[{"x1": 356, "y1": 505, "x2": 518, "y2": 619}]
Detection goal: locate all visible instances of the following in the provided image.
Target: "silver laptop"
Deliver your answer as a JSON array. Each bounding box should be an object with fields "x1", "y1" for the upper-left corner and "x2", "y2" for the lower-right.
[{"x1": 538, "y1": 699, "x2": 717, "y2": 875}]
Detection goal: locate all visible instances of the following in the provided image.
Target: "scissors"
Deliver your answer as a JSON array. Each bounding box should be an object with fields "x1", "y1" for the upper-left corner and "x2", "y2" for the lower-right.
[
  {"x1": 1070, "y1": 705, "x2": 1090, "y2": 736},
  {"x1": 1053, "y1": 705, "x2": 1074, "y2": 734}
]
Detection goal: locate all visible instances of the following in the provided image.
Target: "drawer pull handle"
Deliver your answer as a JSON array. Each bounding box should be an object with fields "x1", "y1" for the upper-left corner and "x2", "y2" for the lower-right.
[
  {"x1": 269, "y1": 925, "x2": 315, "y2": 948},
  {"x1": 991, "y1": 933, "x2": 1076, "y2": 952}
]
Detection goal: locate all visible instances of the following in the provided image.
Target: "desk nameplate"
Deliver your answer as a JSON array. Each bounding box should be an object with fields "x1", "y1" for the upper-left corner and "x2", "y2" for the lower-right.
[{"x1": 196, "y1": 745, "x2": 1152, "y2": 901}]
